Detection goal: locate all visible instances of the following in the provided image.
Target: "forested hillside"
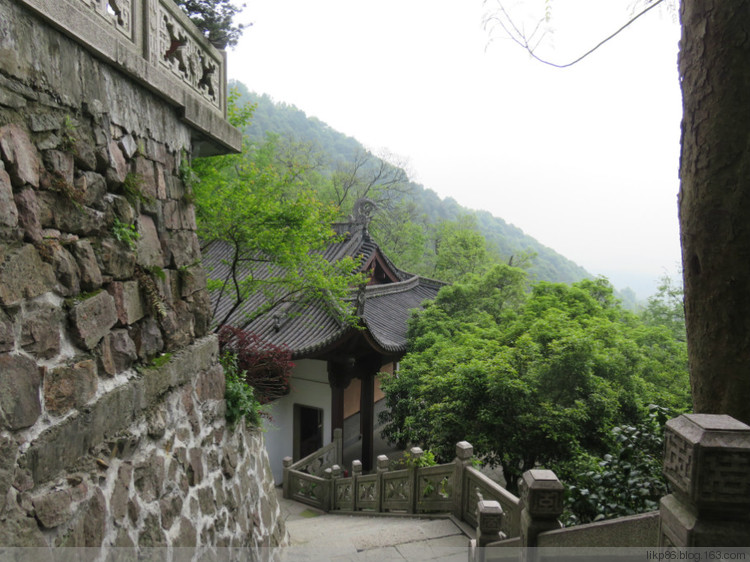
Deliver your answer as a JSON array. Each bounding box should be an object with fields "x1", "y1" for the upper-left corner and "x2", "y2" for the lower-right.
[{"x1": 230, "y1": 80, "x2": 590, "y2": 285}]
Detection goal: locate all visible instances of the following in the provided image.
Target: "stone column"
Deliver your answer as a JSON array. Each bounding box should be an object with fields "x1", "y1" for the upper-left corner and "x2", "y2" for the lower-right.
[
  {"x1": 519, "y1": 469, "x2": 563, "y2": 559},
  {"x1": 660, "y1": 414, "x2": 750, "y2": 546},
  {"x1": 453, "y1": 440, "x2": 473, "y2": 519}
]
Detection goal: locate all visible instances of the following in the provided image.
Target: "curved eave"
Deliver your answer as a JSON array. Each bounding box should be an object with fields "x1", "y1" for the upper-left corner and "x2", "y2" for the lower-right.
[{"x1": 202, "y1": 236, "x2": 447, "y2": 360}]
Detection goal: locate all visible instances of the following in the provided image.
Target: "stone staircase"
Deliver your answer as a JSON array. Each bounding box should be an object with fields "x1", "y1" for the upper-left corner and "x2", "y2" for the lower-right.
[{"x1": 278, "y1": 496, "x2": 471, "y2": 561}]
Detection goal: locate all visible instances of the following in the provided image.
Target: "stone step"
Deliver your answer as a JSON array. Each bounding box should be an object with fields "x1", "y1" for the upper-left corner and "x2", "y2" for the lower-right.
[{"x1": 279, "y1": 498, "x2": 469, "y2": 561}]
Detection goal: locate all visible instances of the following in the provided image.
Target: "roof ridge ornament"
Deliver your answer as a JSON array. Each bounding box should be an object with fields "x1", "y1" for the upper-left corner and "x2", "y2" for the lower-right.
[{"x1": 350, "y1": 198, "x2": 378, "y2": 232}]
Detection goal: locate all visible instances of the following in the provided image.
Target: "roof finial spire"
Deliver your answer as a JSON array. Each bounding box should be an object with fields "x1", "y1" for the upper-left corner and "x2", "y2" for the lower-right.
[{"x1": 351, "y1": 198, "x2": 378, "y2": 228}]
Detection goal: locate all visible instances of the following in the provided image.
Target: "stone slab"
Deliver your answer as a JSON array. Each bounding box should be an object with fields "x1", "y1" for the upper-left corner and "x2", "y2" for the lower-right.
[
  {"x1": 68, "y1": 290, "x2": 118, "y2": 349},
  {"x1": 0, "y1": 243, "x2": 56, "y2": 306},
  {"x1": 0, "y1": 123, "x2": 40, "y2": 187},
  {"x1": 0, "y1": 353, "x2": 42, "y2": 430}
]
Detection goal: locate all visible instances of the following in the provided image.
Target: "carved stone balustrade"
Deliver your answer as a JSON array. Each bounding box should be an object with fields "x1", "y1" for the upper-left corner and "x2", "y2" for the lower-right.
[
  {"x1": 16, "y1": 0, "x2": 240, "y2": 155},
  {"x1": 519, "y1": 470, "x2": 564, "y2": 548},
  {"x1": 477, "y1": 500, "x2": 506, "y2": 547},
  {"x1": 660, "y1": 413, "x2": 750, "y2": 546}
]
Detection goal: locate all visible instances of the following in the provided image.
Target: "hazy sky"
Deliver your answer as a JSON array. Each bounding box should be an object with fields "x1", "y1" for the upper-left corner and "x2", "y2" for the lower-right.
[{"x1": 227, "y1": 1, "x2": 682, "y2": 299}]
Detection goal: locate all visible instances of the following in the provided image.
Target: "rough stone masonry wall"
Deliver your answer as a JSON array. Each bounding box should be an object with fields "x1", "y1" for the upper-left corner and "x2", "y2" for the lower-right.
[{"x1": 0, "y1": 0, "x2": 286, "y2": 552}]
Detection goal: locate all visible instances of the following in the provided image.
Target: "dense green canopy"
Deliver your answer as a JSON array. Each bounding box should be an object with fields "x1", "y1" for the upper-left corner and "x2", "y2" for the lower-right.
[
  {"x1": 380, "y1": 267, "x2": 689, "y2": 499},
  {"x1": 191, "y1": 93, "x2": 361, "y2": 330}
]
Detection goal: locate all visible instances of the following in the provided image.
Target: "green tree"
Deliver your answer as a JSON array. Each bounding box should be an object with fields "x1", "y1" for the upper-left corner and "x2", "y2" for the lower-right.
[
  {"x1": 380, "y1": 271, "x2": 690, "y2": 497},
  {"x1": 641, "y1": 275, "x2": 685, "y2": 342},
  {"x1": 369, "y1": 199, "x2": 429, "y2": 273},
  {"x1": 192, "y1": 93, "x2": 362, "y2": 330},
  {"x1": 228, "y1": 80, "x2": 592, "y2": 285},
  {"x1": 561, "y1": 404, "x2": 672, "y2": 525},
  {"x1": 322, "y1": 148, "x2": 411, "y2": 216},
  {"x1": 431, "y1": 215, "x2": 493, "y2": 282},
  {"x1": 173, "y1": 0, "x2": 246, "y2": 48}
]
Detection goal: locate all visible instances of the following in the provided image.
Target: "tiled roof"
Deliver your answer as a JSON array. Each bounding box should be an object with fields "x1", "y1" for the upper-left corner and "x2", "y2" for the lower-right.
[{"x1": 201, "y1": 221, "x2": 445, "y2": 359}]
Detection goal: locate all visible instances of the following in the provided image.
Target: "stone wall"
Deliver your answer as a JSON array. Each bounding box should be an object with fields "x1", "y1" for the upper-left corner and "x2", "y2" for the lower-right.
[{"x1": 0, "y1": 0, "x2": 286, "y2": 553}]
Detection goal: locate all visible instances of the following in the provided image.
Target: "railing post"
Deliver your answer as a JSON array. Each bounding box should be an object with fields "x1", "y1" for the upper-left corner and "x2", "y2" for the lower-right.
[
  {"x1": 333, "y1": 427, "x2": 343, "y2": 465},
  {"x1": 322, "y1": 467, "x2": 333, "y2": 512},
  {"x1": 409, "y1": 447, "x2": 423, "y2": 513},
  {"x1": 659, "y1": 414, "x2": 750, "y2": 546},
  {"x1": 376, "y1": 454, "x2": 389, "y2": 512},
  {"x1": 330, "y1": 464, "x2": 342, "y2": 511},
  {"x1": 519, "y1": 469, "x2": 563, "y2": 561},
  {"x1": 477, "y1": 499, "x2": 506, "y2": 546},
  {"x1": 454, "y1": 440, "x2": 473, "y2": 520},
  {"x1": 282, "y1": 456, "x2": 293, "y2": 499},
  {"x1": 352, "y1": 460, "x2": 362, "y2": 511}
]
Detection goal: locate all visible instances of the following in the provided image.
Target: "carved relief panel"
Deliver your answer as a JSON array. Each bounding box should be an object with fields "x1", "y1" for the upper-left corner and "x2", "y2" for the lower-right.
[
  {"x1": 79, "y1": 0, "x2": 134, "y2": 39},
  {"x1": 158, "y1": 2, "x2": 221, "y2": 110}
]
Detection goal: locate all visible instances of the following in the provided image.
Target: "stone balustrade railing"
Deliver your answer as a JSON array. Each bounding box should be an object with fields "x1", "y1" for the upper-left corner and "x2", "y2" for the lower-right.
[
  {"x1": 470, "y1": 414, "x2": 750, "y2": 561},
  {"x1": 282, "y1": 428, "x2": 343, "y2": 508},
  {"x1": 285, "y1": 414, "x2": 750, "y2": 558},
  {"x1": 17, "y1": 0, "x2": 240, "y2": 155},
  {"x1": 282, "y1": 437, "x2": 522, "y2": 536}
]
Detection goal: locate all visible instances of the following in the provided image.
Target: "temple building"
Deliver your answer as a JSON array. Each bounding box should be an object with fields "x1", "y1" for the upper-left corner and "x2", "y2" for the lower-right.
[{"x1": 202, "y1": 201, "x2": 445, "y2": 481}]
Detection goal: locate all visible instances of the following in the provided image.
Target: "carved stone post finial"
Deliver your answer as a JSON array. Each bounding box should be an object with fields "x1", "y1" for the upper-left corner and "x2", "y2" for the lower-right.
[
  {"x1": 660, "y1": 414, "x2": 750, "y2": 546},
  {"x1": 454, "y1": 441, "x2": 473, "y2": 519},
  {"x1": 408, "y1": 447, "x2": 423, "y2": 513},
  {"x1": 351, "y1": 459, "x2": 363, "y2": 511},
  {"x1": 282, "y1": 456, "x2": 293, "y2": 499},
  {"x1": 519, "y1": 469, "x2": 563, "y2": 560},
  {"x1": 376, "y1": 454, "x2": 389, "y2": 512},
  {"x1": 322, "y1": 467, "x2": 333, "y2": 512},
  {"x1": 477, "y1": 500, "x2": 506, "y2": 547},
  {"x1": 376, "y1": 455, "x2": 389, "y2": 473}
]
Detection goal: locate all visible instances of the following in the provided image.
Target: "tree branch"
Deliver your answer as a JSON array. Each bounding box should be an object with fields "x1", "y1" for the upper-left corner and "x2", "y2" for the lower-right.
[{"x1": 485, "y1": 0, "x2": 665, "y2": 68}]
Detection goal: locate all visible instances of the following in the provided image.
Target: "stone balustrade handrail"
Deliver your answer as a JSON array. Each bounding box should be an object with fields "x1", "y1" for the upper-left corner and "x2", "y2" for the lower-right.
[
  {"x1": 285, "y1": 414, "x2": 750, "y2": 557},
  {"x1": 17, "y1": 0, "x2": 240, "y2": 155},
  {"x1": 282, "y1": 438, "x2": 525, "y2": 536},
  {"x1": 463, "y1": 465, "x2": 521, "y2": 537}
]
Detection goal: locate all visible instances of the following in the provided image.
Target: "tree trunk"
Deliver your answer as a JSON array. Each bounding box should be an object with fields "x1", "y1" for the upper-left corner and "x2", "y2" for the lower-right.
[{"x1": 679, "y1": 0, "x2": 750, "y2": 424}]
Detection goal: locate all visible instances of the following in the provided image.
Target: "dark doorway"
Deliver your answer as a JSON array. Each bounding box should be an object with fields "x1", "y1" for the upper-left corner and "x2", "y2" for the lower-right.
[{"x1": 294, "y1": 404, "x2": 323, "y2": 460}]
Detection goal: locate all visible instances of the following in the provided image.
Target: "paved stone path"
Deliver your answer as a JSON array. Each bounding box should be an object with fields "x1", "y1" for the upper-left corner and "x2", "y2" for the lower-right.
[{"x1": 278, "y1": 497, "x2": 471, "y2": 561}]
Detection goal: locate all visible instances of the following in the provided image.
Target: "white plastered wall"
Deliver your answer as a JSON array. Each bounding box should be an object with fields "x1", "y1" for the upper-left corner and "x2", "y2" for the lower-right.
[{"x1": 263, "y1": 359, "x2": 332, "y2": 484}]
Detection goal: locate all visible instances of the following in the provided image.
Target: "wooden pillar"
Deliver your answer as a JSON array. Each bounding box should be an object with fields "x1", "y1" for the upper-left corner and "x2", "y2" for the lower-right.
[
  {"x1": 360, "y1": 371, "x2": 375, "y2": 471},
  {"x1": 327, "y1": 360, "x2": 352, "y2": 441},
  {"x1": 331, "y1": 385, "x2": 344, "y2": 441},
  {"x1": 356, "y1": 354, "x2": 381, "y2": 472}
]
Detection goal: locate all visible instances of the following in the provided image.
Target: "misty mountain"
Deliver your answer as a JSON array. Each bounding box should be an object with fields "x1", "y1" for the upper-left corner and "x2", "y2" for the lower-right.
[{"x1": 230, "y1": 80, "x2": 594, "y2": 287}]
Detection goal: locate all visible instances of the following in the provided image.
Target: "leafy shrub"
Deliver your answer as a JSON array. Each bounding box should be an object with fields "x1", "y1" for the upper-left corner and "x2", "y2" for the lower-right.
[
  {"x1": 122, "y1": 173, "x2": 154, "y2": 206},
  {"x1": 218, "y1": 326, "x2": 293, "y2": 403},
  {"x1": 112, "y1": 218, "x2": 141, "y2": 250},
  {"x1": 559, "y1": 405, "x2": 672, "y2": 525},
  {"x1": 222, "y1": 350, "x2": 263, "y2": 427},
  {"x1": 391, "y1": 448, "x2": 438, "y2": 470}
]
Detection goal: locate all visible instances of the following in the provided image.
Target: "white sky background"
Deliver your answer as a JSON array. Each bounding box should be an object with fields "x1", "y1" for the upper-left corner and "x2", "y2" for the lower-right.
[{"x1": 227, "y1": 0, "x2": 683, "y2": 299}]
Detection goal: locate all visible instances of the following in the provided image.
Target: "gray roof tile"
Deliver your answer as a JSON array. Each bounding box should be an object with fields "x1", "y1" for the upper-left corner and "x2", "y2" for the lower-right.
[{"x1": 201, "y1": 221, "x2": 445, "y2": 358}]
